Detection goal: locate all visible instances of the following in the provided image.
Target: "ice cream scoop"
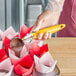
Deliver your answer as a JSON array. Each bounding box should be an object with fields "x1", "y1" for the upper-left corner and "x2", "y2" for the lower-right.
[
  {"x1": 22, "y1": 24, "x2": 66, "y2": 40},
  {"x1": 10, "y1": 38, "x2": 24, "y2": 57},
  {"x1": 10, "y1": 24, "x2": 66, "y2": 56}
]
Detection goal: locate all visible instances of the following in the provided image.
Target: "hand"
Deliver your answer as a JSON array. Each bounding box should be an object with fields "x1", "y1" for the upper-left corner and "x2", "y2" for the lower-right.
[{"x1": 32, "y1": 10, "x2": 60, "y2": 39}]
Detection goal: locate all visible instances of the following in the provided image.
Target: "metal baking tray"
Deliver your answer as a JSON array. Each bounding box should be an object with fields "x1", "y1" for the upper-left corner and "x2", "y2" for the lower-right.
[
  {"x1": 33, "y1": 65, "x2": 60, "y2": 76},
  {"x1": 54, "y1": 65, "x2": 60, "y2": 76}
]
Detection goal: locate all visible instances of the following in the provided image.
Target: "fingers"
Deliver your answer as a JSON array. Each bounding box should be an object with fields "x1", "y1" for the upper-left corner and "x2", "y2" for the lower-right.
[
  {"x1": 38, "y1": 33, "x2": 43, "y2": 40},
  {"x1": 43, "y1": 32, "x2": 49, "y2": 40},
  {"x1": 48, "y1": 33, "x2": 52, "y2": 39},
  {"x1": 37, "y1": 32, "x2": 52, "y2": 40}
]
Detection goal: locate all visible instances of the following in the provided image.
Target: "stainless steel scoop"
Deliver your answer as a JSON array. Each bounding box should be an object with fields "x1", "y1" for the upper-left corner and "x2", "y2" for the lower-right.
[{"x1": 10, "y1": 37, "x2": 24, "y2": 57}]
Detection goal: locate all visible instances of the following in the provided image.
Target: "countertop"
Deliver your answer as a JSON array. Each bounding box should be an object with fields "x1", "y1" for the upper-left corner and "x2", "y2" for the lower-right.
[{"x1": 44, "y1": 37, "x2": 76, "y2": 76}]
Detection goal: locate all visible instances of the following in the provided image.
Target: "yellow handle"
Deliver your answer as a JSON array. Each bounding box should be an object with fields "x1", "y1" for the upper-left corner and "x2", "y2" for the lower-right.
[{"x1": 33, "y1": 24, "x2": 66, "y2": 39}]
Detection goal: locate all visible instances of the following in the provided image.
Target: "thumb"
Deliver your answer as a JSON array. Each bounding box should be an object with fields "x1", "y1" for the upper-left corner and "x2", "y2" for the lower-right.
[{"x1": 32, "y1": 20, "x2": 42, "y2": 32}]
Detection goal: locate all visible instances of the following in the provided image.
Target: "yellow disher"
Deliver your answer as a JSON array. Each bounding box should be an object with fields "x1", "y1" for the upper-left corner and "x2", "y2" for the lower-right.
[{"x1": 32, "y1": 24, "x2": 66, "y2": 39}]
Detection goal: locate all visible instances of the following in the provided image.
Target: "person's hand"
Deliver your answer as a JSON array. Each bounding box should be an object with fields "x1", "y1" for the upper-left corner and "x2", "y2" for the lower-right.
[
  {"x1": 32, "y1": 10, "x2": 60, "y2": 39},
  {"x1": 37, "y1": 32, "x2": 52, "y2": 40}
]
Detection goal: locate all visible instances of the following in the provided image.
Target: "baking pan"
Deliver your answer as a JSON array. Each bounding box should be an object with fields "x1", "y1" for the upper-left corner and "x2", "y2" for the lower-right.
[{"x1": 33, "y1": 65, "x2": 60, "y2": 76}]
